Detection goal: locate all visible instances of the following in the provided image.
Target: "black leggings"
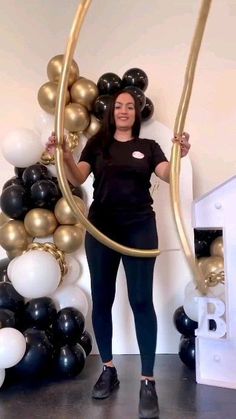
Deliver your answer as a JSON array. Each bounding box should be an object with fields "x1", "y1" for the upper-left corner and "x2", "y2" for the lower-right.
[{"x1": 85, "y1": 216, "x2": 158, "y2": 377}]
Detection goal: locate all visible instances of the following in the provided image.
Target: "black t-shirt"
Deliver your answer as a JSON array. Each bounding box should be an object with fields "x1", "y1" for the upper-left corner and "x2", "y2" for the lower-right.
[{"x1": 79, "y1": 136, "x2": 168, "y2": 227}]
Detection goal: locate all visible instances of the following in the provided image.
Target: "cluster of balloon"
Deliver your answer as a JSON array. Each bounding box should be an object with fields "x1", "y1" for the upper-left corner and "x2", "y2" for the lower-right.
[
  {"x1": 0, "y1": 271, "x2": 92, "y2": 386},
  {"x1": 37, "y1": 54, "x2": 102, "y2": 168},
  {"x1": 94, "y1": 68, "x2": 154, "y2": 122}
]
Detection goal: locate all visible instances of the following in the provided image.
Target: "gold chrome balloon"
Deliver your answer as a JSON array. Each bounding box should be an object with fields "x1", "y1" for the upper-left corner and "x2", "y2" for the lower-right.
[
  {"x1": 83, "y1": 114, "x2": 101, "y2": 139},
  {"x1": 0, "y1": 220, "x2": 32, "y2": 251},
  {"x1": 210, "y1": 236, "x2": 224, "y2": 258},
  {"x1": 38, "y1": 81, "x2": 70, "y2": 114},
  {"x1": 54, "y1": 195, "x2": 86, "y2": 225},
  {"x1": 64, "y1": 103, "x2": 90, "y2": 132},
  {"x1": 202, "y1": 256, "x2": 224, "y2": 276},
  {"x1": 47, "y1": 54, "x2": 79, "y2": 87},
  {"x1": 53, "y1": 225, "x2": 84, "y2": 253},
  {"x1": 0, "y1": 212, "x2": 11, "y2": 227},
  {"x1": 6, "y1": 249, "x2": 24, "y2": 260},
  {"x1": 24, "y1": 208, "x2": 58, "y2": 237},
  {"x1": 54, "y1": 0, "x2": 211, "y2": 266},
  {"x1": 70, "y1": 77, "x2": 99, "y2": 111}
]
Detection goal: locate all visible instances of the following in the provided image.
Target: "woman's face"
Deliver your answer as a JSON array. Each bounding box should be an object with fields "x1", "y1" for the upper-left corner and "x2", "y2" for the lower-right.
[{"x1": 114, "y1": 93, "x2": 135, "y2": 131}]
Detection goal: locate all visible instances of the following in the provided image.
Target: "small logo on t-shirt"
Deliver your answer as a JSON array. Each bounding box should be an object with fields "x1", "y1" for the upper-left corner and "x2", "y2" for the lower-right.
[{"x1": 132, "y1": 151, "x2": 144, "y2": 159}]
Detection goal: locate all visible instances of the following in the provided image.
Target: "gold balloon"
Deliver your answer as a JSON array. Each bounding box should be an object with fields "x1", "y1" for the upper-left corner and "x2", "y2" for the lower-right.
[
  {"x1": 47, "y1": 54, "x2": 79, "y2": 87},
  {"x1": 0, "y1": 212, "x2": 11, "y2": 227},
  {"x1": 38, "y1": 81, "x2": 70, "y2": 114},
  {"x1": 54, "y1": 195, "x2": 86, "y2": 225},
  {"x1": 24, "y1": 208, "x2": 58, "y2": 237},
  {"x1": 197, "y1": 257, "x2": 209, "y2": 272},
  {"x1": 0, "y1": 220, "x2": 32, "y2": 251},
  {"x1": 83, "y1": 114, "x2": 101, "y2": 139},
  {"x1": 53, "y1": 225, "x2": 84, "y2": 253},
  {"x1": 202, "y1": 256, "x2": 224, "y2": 277},
  {"x1": 6, "y1": 249, "x2": 24, "y2": 260},
  {"x1": 64, "y1": 103, "x2": 90, "y2": 132},
  {"x1": 210, "y1": 236, "x2": 224, "y2": 258},
  {"x1": 70, "y1": 77, "x2": 99, "y2": 111}
]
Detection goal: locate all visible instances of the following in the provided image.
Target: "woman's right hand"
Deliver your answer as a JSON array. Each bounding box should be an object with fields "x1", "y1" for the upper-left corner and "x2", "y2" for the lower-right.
[{"x1": 46, "y1": 132, "x2": 73, "y2": 162}]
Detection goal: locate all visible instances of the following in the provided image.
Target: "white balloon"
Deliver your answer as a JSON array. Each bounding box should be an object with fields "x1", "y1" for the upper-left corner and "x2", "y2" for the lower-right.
[
  {"x1": 63, "y1": 255, "x2": 82, "y2": 285},
  {"x1": 0, "y1": 369, "x2": 5, "y2": 388},
  {"x1": 41, "y1": 121, "x2": 55, "y2": 149},
  {"x1": 1, "y1": 128, "x2": 44, "y2": 168},
  {"x1": 8, "y1": 250, "x2": 61, "y2": 298},
  {"x1": 0, "y1": 328, "x2": 26, "y2": 368},
  {"x1": 183, "y1": 288, "x2": 202, "y2": 322},
  {"x1": 184, "y1": 280, "x2": 198, "y2": 297},
  {"x1": 35, "y1": 110, "x2": 54, "y2": 134},
  {"x1": 33, "y1": 235, "x2": 54, "y2": 244},
  {"x1": 51, "y1": 284, "x2": 88, "y2": 317}
]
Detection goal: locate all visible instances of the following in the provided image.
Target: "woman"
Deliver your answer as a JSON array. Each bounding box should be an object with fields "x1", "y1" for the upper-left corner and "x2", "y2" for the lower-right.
[{"x1": 47, "y1": 90, "x2": 190, "y2": 419}]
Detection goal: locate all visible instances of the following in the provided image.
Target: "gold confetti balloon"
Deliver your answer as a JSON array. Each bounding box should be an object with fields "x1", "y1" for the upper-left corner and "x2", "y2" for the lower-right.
[{"x1": 47, "y1": 54, "x2": 79, "y2": 87}]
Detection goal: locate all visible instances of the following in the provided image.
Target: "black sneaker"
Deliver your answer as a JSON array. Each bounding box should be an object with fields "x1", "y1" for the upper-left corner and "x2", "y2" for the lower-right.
[
  {"x1": 92, "y1": 365, "x2": 120, "y2": 399},
  {"x1": 139, "y1": 379, "x2": 159, "y2": 419}
]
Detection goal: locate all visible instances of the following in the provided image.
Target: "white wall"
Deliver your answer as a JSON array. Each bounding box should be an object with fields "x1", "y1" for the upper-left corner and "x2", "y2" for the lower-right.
[{"x1": 0, "y1": 0, "x2": 235, "y2": 353}]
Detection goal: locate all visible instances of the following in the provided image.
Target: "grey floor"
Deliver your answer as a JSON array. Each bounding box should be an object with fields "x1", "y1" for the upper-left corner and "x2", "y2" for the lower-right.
[{"x1": 0, "y1": 355, "x2": 236, "y2": 419}]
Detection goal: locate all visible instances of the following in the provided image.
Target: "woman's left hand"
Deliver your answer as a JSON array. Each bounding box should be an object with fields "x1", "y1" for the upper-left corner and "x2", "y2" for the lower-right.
[{"x1": 172, "y1": 132, "x2": 191, "y2": 157}]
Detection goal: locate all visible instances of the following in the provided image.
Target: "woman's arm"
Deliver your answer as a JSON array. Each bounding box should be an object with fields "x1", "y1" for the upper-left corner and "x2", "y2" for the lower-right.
[{"x1": 154, "y1": 132, "x2": 191, "y2": 184}]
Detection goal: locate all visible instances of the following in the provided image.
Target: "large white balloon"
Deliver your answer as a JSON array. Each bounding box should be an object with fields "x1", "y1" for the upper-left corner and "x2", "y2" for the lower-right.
[
  {"x1": 0, "y1": 328, "x2": 26, "y2": 368},
  {"x1": 183, "y1": 288, "x2": 202, "y2": 322},
  {"x1": 51, "y1": 284, "x2": 88, "y2": 317},
  {"x1": 1, "y1": 128, "x2": 44, "y2": 168},
  {"x1": 0, "y1": 369, "x2": 5, "y2": 388},
  {"x1": 35, "y1": 110, "x2": 54, "y2": 135},
  {"x1": 7, "y1": 250, "x2": 61, "y2": 298},
  {"x1": 63, "y1": 255, "x2": 82, "y2": 285}
]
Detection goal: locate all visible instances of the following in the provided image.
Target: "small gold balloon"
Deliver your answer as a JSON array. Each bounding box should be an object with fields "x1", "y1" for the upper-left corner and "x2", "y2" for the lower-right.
[
  {"x1": 66, "y1": 132, "x2": 81, "y2": 151},
  {"x1": 24, "y1": 208, "x2": 58, "y2": 237},
  {"x1": 210, "y1": 236, "x2": 224, "y2": 258},
  {"x1": 38, "y1": 81, "x2": 70, "y2": 114},
  {"x1": 70, "y1": 77, "x2": 99, "y2": 111},
  {"x1": 0, "y1": 212, "x2": 11, "y2": 227},
  {"x1": 0, "y1": 220, "x2": 32, "y2": 251},
  {"x1": 83, "y1": 114, "x2": 101, "y2": 139},
  {"x1": 54, "y1": 195, "x2": 86, "y2": 225},
  {"x1": 202, "y1": 256, "x2": 224, "y2": 277},
  {"x1": 40, "y1": 150, "x2": 55, "y2": 165},
  {"x1": 53, "y1": 225, "x2": 84, "y2": 253},
  {"x1": 47, "y1": 54, "x2": 79, "y2": 87},
  {"x1": 64, "y1": 103, "x2": 90, "y2": 132}
]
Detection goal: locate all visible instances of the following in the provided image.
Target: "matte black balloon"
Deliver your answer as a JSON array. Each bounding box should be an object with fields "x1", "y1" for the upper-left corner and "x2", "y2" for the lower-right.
[
  {"x1": 0, "y1": 184, "x2": 31, "y2": 219},
  {"x1": 141, "y1": 97, "x2": 154, "y2": 122},
  {"x1": 10, "y1": 328, "x2": 54, "y2": 378},
  {"x1": 0, "y1": 258, "x2": 10, "y2": 283},
  {"x1": 97, "y1": 72, "x2": 122, "y2": 95},
  {"x1": 23, "y1": 297, "x2": 57, "y2": 330},
  {"x1": 123, "y1": 86, "x2": 146, "y2": 111},
  {"x1": 173, "y1": 306, "x2": 198, "y2": 337},
  {"x1": 179, "y1": 336, "x2": 196, "y2": 370},
  {"x1": 30, "y1": 179, "x2": 60, "y2": 210},
  {"x1": 0, "y1": 308, "x2": 16, "y2": 328},
  {"x1": 93, "y1": 94, "x2": 113, "y2": 120},
  {"x1": 194, "y1": 239, "x2": 211, "y2": 258},
  {"x1": 14, "y1": 167, "x2": 26, "y2": 178},
  {"x1": 0, "y1": 282, "x2": 25, "y2": 313},
  {"x1": 2, "y1": 176, "x2": 23, "y2": 190},
  {"x1": 79, "y1": 330, "x2": 92, "y2": 356},
  {"x1": 122, "y1": 68, "x2": 148, "y2": 92},
  {"x1": 55, "y1": 307, "x2": 85, "y2": 344},
  {"x1": 22, "y1": 164, "x2": 52, "y2": 188},
  {"x1": 54, "y1": 344, "x2": 85, "y2": 378}
]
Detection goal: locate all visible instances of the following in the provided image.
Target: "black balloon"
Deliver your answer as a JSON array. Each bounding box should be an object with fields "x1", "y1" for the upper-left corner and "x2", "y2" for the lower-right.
[
  {"x1": 179, "y1": 336, "x2": 195, "y2": 370},
  {"x1": 97, "y1": 72, "x2": 122, "y2": 95},
  {"x1": 72, "y1": 343, "x2": 86, "y2": 371},
  {"x1": 0, "y1": 184, "x2": 31, "y2": 219},
  {"x1": 0, "y1": 282, "x2": 25, "y2": 313},
  {"x1": 14, "y1": 167, "x2": 26, "y2": 178},
  {"x1": 10, "y1": 328, "x2": 54, "y2": 378},
  {"x1": 0, "y1": 258, "x2": 10, "y2": 283},
  {"x1": 54, "y1": 307, "x2": 85, "y2": 345},
  {"x1": 173, "y1": 306, "x2": 198, "y2": 337},
  {"x1": 194, "y1": 239, "x2": 211, "y2": 258},
  {"x1": 22, "y1": 164, "x2": 52, "y2": 188},
  {"x1": 122, "y1": 68, "x2": 148, "y2": 92},
  {"x1": 0, "y1": 308, "x2": 15, "y2": 328},
  {"x1": 141, "y1": 97, "x2": 154, "y2": 122},
  {"x1": 2, "y1": 176, "x2": 23, "y2": 190},
  {"x1": 123, "y1": 86, "x2": 146, "y2": 111},
  {"x1": 30, "y1": 179, "x2": 60, "y2": 210},
  {"x1": 54, "y1": 344, "x2": 85, "y2": 378},
  {"x1": 93, "y1": 94, "x2": 113, "y2": 120},
  {"x1": 79, "y1": 330, "x2": 92, "y2": 356},
  {"x1": 23, "y1": 297, "x2": 57, "y2": 330}
]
